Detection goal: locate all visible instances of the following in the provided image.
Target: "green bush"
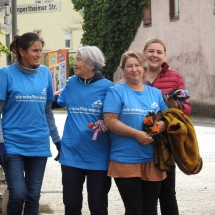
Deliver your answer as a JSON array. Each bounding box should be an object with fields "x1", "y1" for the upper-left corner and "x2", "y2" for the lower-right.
[
  {"x1": 68, "y1": 55, "x2": 75, "y2": 77},
  {"x1": 71, "y1": 0, "x2": 147, "y2": 81},
  {"x1": 0, "y1": 30, "x2": 10, "y2": 57}
]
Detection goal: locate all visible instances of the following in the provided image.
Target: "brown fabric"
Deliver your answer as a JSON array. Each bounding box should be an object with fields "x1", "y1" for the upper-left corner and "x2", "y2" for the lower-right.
[
  {"x1": 103, "y1": 113, "x2": 118, "y2": 132},
  {"x1": 108, "y1": 160, "x2": 166, "y2": 181},
  {"x1": 159, "y1": 108, "x2": 203, "y2": 175},
  {"x1": 103, "y1": 112, "x2": 138, "y2": 138},
  {"x1": 154, "y1": 134, "x2": 175, "y2": 171}
]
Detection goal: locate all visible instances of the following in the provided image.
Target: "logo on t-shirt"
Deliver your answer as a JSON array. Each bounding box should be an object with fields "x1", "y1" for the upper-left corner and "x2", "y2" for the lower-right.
[
  {"x1": 151, "y1": 102, "x2": 160, "y2": 111},
  {"x1": 92, "y1": 100, "x2": 102, "y2": 108},
  {"x1": 42, "y1": 87, "x2": 47, "y2": 95}
]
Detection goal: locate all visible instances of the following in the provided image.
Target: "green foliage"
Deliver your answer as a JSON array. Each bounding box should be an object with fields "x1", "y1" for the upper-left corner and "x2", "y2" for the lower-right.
[
  {"x1": 68, "y1": 55, "x2": 75, "y2": 76},
  {"x1": 71, "y1": 0, "x2": 146, "y2": 80},
  {"x1": 0, "y1": 30, "x2": 10, "y2": 56}
]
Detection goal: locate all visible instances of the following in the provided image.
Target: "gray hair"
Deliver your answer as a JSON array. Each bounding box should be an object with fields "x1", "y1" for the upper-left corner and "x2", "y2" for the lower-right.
[{"x1": 77, "y1": 46, "x2": 105, "y2": 71}]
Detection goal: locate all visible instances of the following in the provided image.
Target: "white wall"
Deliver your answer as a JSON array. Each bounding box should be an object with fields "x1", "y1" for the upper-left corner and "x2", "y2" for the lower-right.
[{"x1": 115, "y1": 0, "x2": 215, "y2": 107}]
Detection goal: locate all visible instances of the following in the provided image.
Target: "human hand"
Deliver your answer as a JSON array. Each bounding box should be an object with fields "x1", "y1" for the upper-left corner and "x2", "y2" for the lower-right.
[
  {"x1": 88, "y1": 120, "x2": 108, "y2": 140},
  {"x1": 54, "y1": 141, "x2": 60, "y2": 161},
  {"x1": 164, "y1": 95, "x2": 179, "y2": 108},
  {"x1": 134, "y1": 130, "x2": 154, "y2": 145},
  {"x1": 0, "y1": 143, "x2": 7, "y2": 167},
  {"x1": 88, "y1": 120, "x2": 107, "y2": 132}
]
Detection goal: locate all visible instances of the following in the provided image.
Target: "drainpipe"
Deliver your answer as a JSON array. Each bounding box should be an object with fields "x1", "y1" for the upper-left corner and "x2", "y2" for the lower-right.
[{"x1": 213, "y1": 0, "x2": 215, "y2": 14}]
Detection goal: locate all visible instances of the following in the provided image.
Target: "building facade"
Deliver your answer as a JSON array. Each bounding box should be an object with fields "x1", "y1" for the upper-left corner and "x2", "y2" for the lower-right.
[
  {"x1": 0, "y1": 0, "x2": 83, "y2": 68},
  {"x1": 114, "y1": 0, "x2": 215, "y2": 117}
]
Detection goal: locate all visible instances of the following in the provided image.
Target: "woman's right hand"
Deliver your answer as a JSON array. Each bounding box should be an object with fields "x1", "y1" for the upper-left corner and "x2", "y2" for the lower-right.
[{"x1": 134, "y1": 130, "x2": 154, "y2": 145}]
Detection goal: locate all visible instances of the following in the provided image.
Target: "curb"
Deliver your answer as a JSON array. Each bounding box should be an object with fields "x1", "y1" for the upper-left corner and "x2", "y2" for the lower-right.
[
  {"x1": 53, "y1": 109, "x2": 215, "y2": 124},
  {"x1": 189, "y1": 116, "x2": 215, "y2": 124}
]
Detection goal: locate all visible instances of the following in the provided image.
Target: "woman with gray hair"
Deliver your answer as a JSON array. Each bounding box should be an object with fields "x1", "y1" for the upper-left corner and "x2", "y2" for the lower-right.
[{"x1": 56, "y1": 46, "x2": 113, "y2": 214}]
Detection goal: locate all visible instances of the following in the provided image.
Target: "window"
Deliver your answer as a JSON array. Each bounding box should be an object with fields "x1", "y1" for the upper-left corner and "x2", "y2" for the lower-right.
[
  {"x1": 34, "y1": 30, "x2": 42, "y2": 37},
  {"x1": 143, "y1": 0, "x2": 151, "y2": 26},
  {"x1": 65, "y1": 32, "x2": 72, "y2": 49},
  {"x1": 44, "y1": 0, "x2": 53, "y2": 3},
  {"x1": 170, "y1": 0, "x2": 179, "y2": 20}
]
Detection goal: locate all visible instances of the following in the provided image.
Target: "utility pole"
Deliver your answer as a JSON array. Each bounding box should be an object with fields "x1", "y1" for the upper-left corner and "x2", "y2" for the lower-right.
[
  {"x1": 4, "y1": 3, "x2": 11, "y2": 65},
  {"x1": 11, "y1": 0, "x2": 17, "y2": 39}
]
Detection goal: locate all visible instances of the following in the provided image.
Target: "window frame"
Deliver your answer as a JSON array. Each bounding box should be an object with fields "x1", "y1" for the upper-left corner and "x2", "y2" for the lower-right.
[
  {"x1": 65, "y1": 32, "x2": 72, "y2": 50},
  {"x1": 169, "y1": 0, "x2": 179, "y2": 21},
  {"x1": 143, "y1": 0, "x2": 152, "y2": 27},
  {"x1": 33, "y1": 30, "x2": 42, "y2": 37}
]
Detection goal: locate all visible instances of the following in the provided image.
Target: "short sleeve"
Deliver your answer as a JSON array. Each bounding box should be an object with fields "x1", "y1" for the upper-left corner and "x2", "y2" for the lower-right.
[
  {"x1": 46, "y1": 68, "x2": 54, "y2": 102},
  {"x1": 103, "y1": 86, "x2": 122, "y2": 114},
  {"x1": 0, "y1": 68, "x2": 8, "y2": 101}
]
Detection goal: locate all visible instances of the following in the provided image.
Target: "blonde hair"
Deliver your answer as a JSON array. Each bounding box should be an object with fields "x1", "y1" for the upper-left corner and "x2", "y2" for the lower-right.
[
  {"x1": 143, "y1": 38, "x2": 166, "y2": 53},
  {"x1": 119, "y1": 50, "x2": 148, "y2": 83}
]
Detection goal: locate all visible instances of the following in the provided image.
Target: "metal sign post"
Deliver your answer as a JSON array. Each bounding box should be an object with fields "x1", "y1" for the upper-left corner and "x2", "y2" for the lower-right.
[{"x1": 4, "y1": 3, "x2": 11, "y2": 65}]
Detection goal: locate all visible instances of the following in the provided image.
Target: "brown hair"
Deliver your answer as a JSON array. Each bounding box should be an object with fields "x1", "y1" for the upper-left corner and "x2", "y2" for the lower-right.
[
  {"x1": 143, "y1": 38, "x2": 166, "y2": 53},
  {"x1": 120, "y1": 50, "x2": 148, "y2": 83},
  {"x1": 10, "y1": 32, "x2": 45, "y2": 63}
]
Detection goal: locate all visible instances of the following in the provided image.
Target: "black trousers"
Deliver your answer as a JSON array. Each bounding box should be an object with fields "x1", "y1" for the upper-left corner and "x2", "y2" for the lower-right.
[
  {"x1": 114, "y1": 177, "x2": 161, "y2": 215},
  {"x1": 159, "y1": 168, "x2": 179, "y2": 215},
  {"x1": 61, "y1": 165, "x2": 111, "y2": 215}
]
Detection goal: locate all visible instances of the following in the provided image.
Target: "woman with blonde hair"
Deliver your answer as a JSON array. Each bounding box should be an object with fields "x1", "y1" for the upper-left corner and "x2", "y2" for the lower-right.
[
  {"x1": 103, "y1": 50, "x2": 168, "y2": 215},
  {"x1": 143, "y1": 38, "x2": 191, "y2": 215}
]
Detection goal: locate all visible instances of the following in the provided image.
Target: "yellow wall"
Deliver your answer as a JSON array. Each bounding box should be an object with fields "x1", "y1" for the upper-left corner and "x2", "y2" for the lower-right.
[{"x1": 0, "y1": 0, "x2": 83, "y2": 68}]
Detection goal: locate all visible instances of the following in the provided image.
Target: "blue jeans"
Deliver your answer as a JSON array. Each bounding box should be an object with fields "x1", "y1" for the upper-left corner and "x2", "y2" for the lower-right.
[{"x1": 3, "y1": 155, "x2": 47, "y2": 215}]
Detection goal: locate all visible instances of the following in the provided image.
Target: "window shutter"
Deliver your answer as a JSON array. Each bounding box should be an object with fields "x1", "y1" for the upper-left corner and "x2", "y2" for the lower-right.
[
  {"x1": 169, "y1": 0, "x2": 174, "y2": 19},
  {"x1": 143, "y1": 2, "x2": 151, "y2": 25}
]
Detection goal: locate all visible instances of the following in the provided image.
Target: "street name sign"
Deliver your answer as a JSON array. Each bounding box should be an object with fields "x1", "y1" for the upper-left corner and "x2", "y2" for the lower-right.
[{"x1": 17, "y1": 2, "x2": 61, "y2": 15}]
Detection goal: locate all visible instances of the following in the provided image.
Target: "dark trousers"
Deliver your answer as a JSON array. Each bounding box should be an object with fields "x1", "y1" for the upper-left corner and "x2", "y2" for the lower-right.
[
  {"x1": 159, "y1": 168, "x2": 179, "y2": 215},
  {"x1": 61, "y1": 165, "x2": 111, "y2": 215},
  {"x1": 114, "y1": 177, "x2": 161, "y2": 215}
]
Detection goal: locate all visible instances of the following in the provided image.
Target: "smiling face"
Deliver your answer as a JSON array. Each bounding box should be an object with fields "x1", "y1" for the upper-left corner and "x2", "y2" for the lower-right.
[
  {"x1": 73, "y1": 52, "x2": 94, "y2": 79},
  {"x1": 143, "y1": 42, "x2": 166, "y2": 72},
  {"x1": 19, "y1": 41, "x2": 43, "y2": 69},
  {"x1": 123, "y1": 56, "x2": 145, "y2": 86}
]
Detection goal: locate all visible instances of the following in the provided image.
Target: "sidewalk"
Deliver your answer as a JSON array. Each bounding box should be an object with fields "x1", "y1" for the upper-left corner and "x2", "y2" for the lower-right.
[{"x1": 39, "y1": 113, "x2": 215, "y2": 215}]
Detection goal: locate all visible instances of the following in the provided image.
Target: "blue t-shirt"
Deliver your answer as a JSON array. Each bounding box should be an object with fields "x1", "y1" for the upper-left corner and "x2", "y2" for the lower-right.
[
  {"x1": 103, "y1": 83, "x2": 168, "y2": 164},
  {"x1": 0, "y1": 63, "x2": 54, "y2": 156},
  {"x1": 58, "y1": 75, "x2": 113, "y2": 170}
]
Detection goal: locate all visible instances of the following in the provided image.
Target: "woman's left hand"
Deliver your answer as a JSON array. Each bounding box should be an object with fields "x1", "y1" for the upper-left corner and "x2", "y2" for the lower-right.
[{"x1": 164, "y1": 95, "x2": 178, "y2": 108}]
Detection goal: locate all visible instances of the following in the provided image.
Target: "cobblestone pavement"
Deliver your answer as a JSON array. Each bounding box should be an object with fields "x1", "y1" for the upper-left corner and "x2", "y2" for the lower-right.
[{"x1": 39, "y1": 113, "x2": 215, "y2": 215}]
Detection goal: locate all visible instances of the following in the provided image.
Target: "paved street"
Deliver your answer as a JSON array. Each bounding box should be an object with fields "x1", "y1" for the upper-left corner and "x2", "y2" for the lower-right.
[{"x1": 39, "y1": 113, "x2": 215, "y2": 215}]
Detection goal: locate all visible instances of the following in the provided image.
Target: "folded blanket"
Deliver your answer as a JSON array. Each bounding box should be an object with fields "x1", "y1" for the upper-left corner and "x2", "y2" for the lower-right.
[{"x1": 155, "y1": 108, "x2": 203, "y2": 175}]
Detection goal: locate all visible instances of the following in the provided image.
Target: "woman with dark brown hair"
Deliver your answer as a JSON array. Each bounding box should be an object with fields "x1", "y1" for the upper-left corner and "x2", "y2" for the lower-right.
[{"x1": 0, "y1": 32, "x2": 60, "y2": 215}]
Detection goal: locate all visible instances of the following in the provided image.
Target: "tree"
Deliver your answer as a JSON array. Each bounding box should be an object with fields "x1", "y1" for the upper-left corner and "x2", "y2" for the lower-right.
[
  {"x1": 68, "y1": 55, "x2": 75, "y2": 76},
  {"x1": 0, "y1": 30, "x2": 10, "y2": 57},
  {"x1": 71, "y1": 0, "x2": 147, "y2": 81}
]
